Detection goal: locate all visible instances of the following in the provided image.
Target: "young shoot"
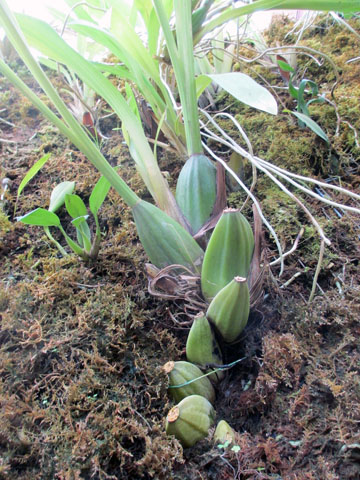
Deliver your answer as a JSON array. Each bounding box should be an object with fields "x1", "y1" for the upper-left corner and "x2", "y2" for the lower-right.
[
  {"x1": 17, "y1": 176, "x2": 111, "y2": 261},
  {"x1": 277, "y1": 59, "x2": 329, "y2": 143}
]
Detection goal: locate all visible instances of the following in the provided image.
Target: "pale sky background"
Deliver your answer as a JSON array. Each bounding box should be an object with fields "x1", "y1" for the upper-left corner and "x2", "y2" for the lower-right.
[
  {"x1": 7, "y1": 0, "x2": 277, "y2": 30},
  {"x1": 9, "y1": 0, "x2": 69, "y2": 18},
  {"x1": 3, "y1": 0, "x2": 69, "y2": 35}
]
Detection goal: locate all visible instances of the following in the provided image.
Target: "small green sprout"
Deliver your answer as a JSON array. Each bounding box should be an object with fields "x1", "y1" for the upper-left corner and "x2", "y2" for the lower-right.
[
  {"x1": 217, "y1": 440, "x2": 241, "y2": 453},
  {"x1": 278, "y1": 59, "x2": 329, "y2": 143},
  {"x1": 17, "y1": 176, "x2": 111, "y2": 261},
  {"x1": 217, "y1": 439, "x2": 231, "y2": 450}
]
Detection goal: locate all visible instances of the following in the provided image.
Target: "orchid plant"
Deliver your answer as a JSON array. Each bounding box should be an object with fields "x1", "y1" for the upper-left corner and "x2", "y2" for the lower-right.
[{"x1": 0, "y1": 0, "x2": 359, "y2": 301}]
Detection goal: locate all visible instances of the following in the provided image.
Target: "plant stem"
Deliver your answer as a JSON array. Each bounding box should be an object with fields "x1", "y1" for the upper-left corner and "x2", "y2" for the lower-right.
[
  {"x1": 174, "y1": 0, "x2": 203, "y2": 155},
  {"x1": 153, "y1": 0, "x2": 203, "y2": 155},
  {"x1": 44, "y1": 227, "x2": 68, "y2": 257}
]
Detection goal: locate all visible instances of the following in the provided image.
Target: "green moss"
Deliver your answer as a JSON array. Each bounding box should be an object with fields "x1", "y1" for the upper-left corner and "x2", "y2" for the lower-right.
[{"x1": 0, "y1": 208, "x2": 12, "y2": 233}]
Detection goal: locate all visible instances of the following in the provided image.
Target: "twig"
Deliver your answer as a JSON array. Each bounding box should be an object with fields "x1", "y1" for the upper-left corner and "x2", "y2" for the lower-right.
[
  {"x1": 280, "y1": 271, "x2": 304, "y2": 289},
  {"x1": 342, "y1": 120, "x2": 360, "y2": 148},
  {"x1": 0, "y1": 116, "x2": 15, "y2": 127},
  {"x1": 308, "y1": 239, "x2": 325, "y2": 303}
]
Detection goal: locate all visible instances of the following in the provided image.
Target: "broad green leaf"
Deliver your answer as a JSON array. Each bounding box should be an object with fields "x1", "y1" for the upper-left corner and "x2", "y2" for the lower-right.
[
  {"x1": 65, "y1": 194, "x2": 88, "y2": 219},
  {"x1": 285, "y1": 110, "x2": 329, "y2": 144},
  {"x1": 207, "y1": 73, "x2": 278, "y2": 115},
  {"x1": 17, "y1": 208, "x2": 60, "y2": 227},
  {"x1": 17, "y1": 152, "x2": 51, "y2": 199},
  {"x1": 195, "y1": 74, "x2": 212, "y2": 99},
  {"x1": 49, "y1": 181, "x2": 76, "y2": 213},
  {"x1": 89, "y1": 175, "x2": 111, "y2": 216}
]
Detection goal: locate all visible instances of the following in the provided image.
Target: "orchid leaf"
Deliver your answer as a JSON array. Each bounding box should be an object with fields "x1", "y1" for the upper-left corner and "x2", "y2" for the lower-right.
[
  {"x1": 207, "y1": 73, "x2": 278, "y2": 115},
  {"x1": 17, "y1": 208, "x2": 60, "y2": 227}
]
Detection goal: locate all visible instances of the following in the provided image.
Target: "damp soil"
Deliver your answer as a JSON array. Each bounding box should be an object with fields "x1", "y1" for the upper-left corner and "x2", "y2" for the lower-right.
[{"x1": 0, "y1": 14, "x2": 359, "y2": 480}]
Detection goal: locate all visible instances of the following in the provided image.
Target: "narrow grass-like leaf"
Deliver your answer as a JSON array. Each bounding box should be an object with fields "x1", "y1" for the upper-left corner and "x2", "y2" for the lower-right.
[
  {"x1": 108, "y1": 0, "x2": 161, "y2": 82},
  {"x1": 89, "y1": 176, "x2": 111, "y2": 216},
  {"x1": 49, "y1": 181, "x2": 75, "y2": 213},
  {"x1": 17, "y1": 208, "x2": 60, "y2": 227},
  {"x1": 68, "y1": 21, "x2": 167, "y2": 117},
  {"x1": 17, "y1": 152, "x2": 51, "y2": 199},
  {"x1": 208, "y1": 73, "x2": 278, "y2": 115},
  {"x1": 194, "y1": 0, "x2": 360, "y2": 45},
  {"x1": 71, "y1": 215, "x2": 92, "y2": 252},
  {"x1": 15, "y1": 12, "x2": 183, "y2": 223},
  {"x1": 286, "y1": 110, "x2": 329, "y2": 143}
]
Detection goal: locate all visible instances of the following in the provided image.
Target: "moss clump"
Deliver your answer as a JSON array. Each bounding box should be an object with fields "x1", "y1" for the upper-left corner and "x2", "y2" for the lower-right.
[{"x1": 0, "y1": 208, "x2": 12, "y2": 233}]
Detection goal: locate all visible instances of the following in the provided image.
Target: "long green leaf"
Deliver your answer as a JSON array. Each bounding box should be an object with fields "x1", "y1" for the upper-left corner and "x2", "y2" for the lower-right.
[
  {"x1": 194, "y1": 0, "x2": 360, "y2": 45},
  {"x1": 15, "y1": 12, "x2": 184, "y2": 224},
  {"x1": 286, "y1": 110, "x2": 329, "y2": 143},
  {"x1": 174, "y1": 0, "x2": 203, "y2": 155},
  {"x1": 89, "y1": 176, "x2": 111, "y2": 216},
  {"x1": 17, "y1": 153, "x2": 51, "y2": 199},
  {"x1": 0, "y1": 2, "x2": 139, "y2": 209},
  {"x1": 68, "y1": 21, "x2": 168, "y2": 118},
  {"x1": 108, "y1": 0, "x2": 162, "y2": 82}
]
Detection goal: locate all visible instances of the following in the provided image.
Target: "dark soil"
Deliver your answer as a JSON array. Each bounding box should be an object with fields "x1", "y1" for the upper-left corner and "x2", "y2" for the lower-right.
[{"x1": 0, "y1": 14, "x2": 359, "y2": 480}]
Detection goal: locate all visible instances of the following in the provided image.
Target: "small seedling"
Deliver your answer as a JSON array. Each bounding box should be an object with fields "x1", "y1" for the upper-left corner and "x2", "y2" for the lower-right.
[
  {"x1": 217, "y1": 440, "x2": 241, "y2": 453},
  {"x1": 17, "y1": 176, "x2": 111, "y2": 261},
  {"x1": 278, "y1": 59, "x2": 329, "y2": 143}
]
